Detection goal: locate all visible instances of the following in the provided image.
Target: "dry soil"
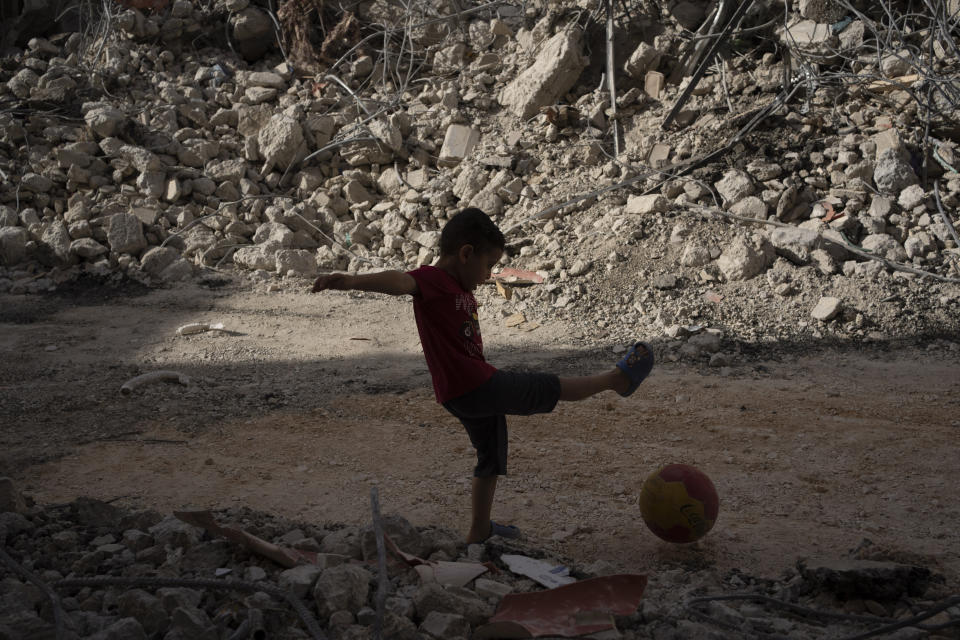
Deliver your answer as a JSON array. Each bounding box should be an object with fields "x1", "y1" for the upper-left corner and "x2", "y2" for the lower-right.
[{"x1": 2, "y1": 275, "x2": 959, "y2": 585}]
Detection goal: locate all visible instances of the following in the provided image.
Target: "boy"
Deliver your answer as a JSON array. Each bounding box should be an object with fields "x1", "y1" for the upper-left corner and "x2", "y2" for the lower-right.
[{"x1": 312, "y1": 208, "x2": 653, "y2": 543}]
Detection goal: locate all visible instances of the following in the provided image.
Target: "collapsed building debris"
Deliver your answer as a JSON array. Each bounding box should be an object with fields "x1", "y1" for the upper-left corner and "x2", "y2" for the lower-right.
[
  {"x1": 1, "y1": 485, "x2": 957, "y2": 640},
  {"x1": 2, "y1": 0, "x2": 959, "y2": 361}
]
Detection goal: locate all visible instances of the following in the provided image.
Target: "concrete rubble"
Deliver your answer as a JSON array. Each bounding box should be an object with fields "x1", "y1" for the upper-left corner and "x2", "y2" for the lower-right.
[
  {"x1": 0, "y1": 0, "x2": 959, "y2": 366},
  {"x1": 0, "y1": 484, "x2": 955, "y2": 640}
]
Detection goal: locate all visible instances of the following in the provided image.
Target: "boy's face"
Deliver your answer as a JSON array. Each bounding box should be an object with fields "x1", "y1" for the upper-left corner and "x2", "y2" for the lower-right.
[{"x1": 459, "y1": 245, "x2": 503, "y2": 291}]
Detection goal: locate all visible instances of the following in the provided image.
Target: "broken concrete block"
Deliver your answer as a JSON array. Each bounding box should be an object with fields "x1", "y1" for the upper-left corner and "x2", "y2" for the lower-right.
[
  {"x1": 413, "y1": 583, "x2": 492, "y2": 626},
  {"x1": 0, "y1": 227, "x2": 28, "y2": 266},
  {"x1": 648, "y1": 143, "x2": 671, "y2": 168},
  {"x1": 312, "y1": 564, "x2": 372, "y2": 618},
  {"x1": 107, "y1": 214, "x2": 147, "y2": 255},
  {"x1": 861, "y1": 233, "x2": 907, "y2": 261},
  {"x1": 770, "y1": 227, "x2": 820, "y2": 264},
  {"x1": 258, "y1": 114, "x2": 306, "y2": 172},
  {"x1": 70, "y1": 238, "x2": 108, "y2": 259},
  {"x1": 644, "y1": 71, "x2": 665, "y2": 99},
  {"x1": 438, "y1": 125, "x2": 480, "y2": 167},
  {"x1": 873, "y1": 148, "x2": 918, "y2": 194},
  {"x1": 84, "y1": 104, "x2": 127, "y2": 138},
  {"x1": 500, "y1": 29, "x2": 587, "y2": 120},
  {"x1": 275, "y1": 249, "x2": 318, "y2": 277},
  {"x1": 717, "y1": 235, "x2": 775, "y2": 281},
  {"x1": 624, "y1": 42, "x2": 660, "y2": 78},
  {"x1": 625, "y1": 194, "x2": 668, "y2": 214},
  {"x1": 279, "y1": 564, "x2": 323, "y2": 599},
  {"x1": 420, "y1": 611, "x2": 470, "y2": 639},
  {"x1": 715, "y1": 169, "x2": 756, "y2": 206}
]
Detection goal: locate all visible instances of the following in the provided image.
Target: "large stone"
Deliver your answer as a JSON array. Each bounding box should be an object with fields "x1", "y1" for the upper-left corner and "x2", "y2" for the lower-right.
[
  {"x1": 206, "y1": 158, "x2": 248, "y2": 183},
  {"x1": 107, "y1": 213, "x2": 146, "y2": 255},
  {"x1": 253, "y1": 221, "x2": 295, "y2": 248},
  {"x1": 810, "y1": 296, "x2": 842, "y2": 321},
  {"x1": 148, "y1": 516, "x2": 203, "y2": 549},
  {"x1": 70, "y1": 238, "x2": 108, "y2": 259},
  {"x1": 118, "y1": 145, "x2": 163, "y2": 173},
  {"x1": 84, "y1": 105, "x2": 127, "y2": 138},
  {"x1": 0, "y1": 227, "x2": 27, "y2": 266},
  {"x1": 312, "y1": 564, "x2": 372, "y2": 618},
  {"x1": 623, "y1": 42, "x2": 660, "y2": 78},
  {"x1": 279, "y1": 564, "x2": 323, "y2": 599},
  {"x1": 117, "y1": 590, "x2": 169, "y2": 637},
  {"x1": 861, "y1": 233, "x2": 907, "y2": 261},
  {"x1": 140, "y1": 246, "x2": 180, "y2": 276},
  {"x1": 247, "y1": 71, "x2": 286, "y2": 89},
  {"x1": 40, "y1": 221, "x2": 73, "y2": 265},
  {"x1": 413, "y1": 583, "x2": 491, "y2": 626},
  {"x1": 500, "y1": 30, "x2": 587, "y2": 119},
  {"x1": 275, "y1": 249, "x2": 317, "y2": 277},
  {"x1": 420, "y1": 611, "x2": 470, "y2": 639},
  {"x1": 360, "y1": 514, "x2": 425, "y2": 561},
  {"x1": 873, "y1": 148, "x2": 918, "y2": 194},
  {"x1": 729, "y1": 196, "x2": 768, "y2": 219},
  {"x1": 258, "y1": 114, "x2": 306, "y2": 172},
  {"x1": 770, "y1": 227, "x2": 820, "y2": 264},
  {"x1": 625, "y1": 194, "x2": 668, "y2": 214},
  {"x1": 89, "y1": 617, "x2": 148, "y2": 640},
  {"x1": 232, "y1": 7, "x2": 273, "y2": 61},
  {"x1": 233, "y1": 246, "x2": 275, "y2": 270},
  {"x1": 717, "y1": 235, "x2": 775, "y2": 281},
  {"x1": 715, "y1": 169, "x2": 756, "y2": 206},
  {"x1": 21, "y1": 172, "x2": 53, "y2": 193}
]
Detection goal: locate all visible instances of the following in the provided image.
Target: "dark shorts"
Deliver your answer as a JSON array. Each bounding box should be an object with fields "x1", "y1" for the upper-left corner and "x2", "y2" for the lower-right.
[{"x1": 442, "y1": 370, "x2": 561, "y2": 477}]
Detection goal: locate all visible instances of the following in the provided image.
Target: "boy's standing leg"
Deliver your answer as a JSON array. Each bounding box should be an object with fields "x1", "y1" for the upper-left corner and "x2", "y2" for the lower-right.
[{"x1": 468, "y1": 476, "x2": 498, "y2": 543}]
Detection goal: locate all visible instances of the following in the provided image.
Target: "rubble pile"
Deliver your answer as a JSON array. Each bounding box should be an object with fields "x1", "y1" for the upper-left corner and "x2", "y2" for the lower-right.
[
  {"x1": 1, "y1": 488, "x2": 956, "y2": 640},
  {"x1": 1, "y1": 0, "x2": 960, "y2": 363}
]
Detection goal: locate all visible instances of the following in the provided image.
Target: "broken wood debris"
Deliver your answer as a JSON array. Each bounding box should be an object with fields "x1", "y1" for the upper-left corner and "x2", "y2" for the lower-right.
[{"x1": 120, "y1": 371, "x2": 191, "y2": 396}]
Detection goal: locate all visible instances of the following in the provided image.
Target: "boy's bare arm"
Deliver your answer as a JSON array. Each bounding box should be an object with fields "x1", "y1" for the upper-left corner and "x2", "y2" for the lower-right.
[{"x1": 312, "y1": 270, "x2": 418, "y2": 296}]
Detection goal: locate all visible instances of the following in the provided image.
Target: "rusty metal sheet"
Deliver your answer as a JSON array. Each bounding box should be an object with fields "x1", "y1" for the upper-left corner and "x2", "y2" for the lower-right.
[{"x1": 474, "y1": 574, "x2": 647, "y2": 638}]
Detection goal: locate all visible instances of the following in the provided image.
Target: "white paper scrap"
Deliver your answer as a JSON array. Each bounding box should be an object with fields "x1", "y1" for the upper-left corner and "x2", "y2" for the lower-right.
[{"x1": 501, "y1": 554, "x2": 576, "y2": 589}]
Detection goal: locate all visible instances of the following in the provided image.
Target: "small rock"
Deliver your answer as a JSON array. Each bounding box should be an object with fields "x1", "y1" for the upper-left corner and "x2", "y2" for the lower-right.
[{"x1": 811, "y1": 296, "x2": 842, "y2": 321}]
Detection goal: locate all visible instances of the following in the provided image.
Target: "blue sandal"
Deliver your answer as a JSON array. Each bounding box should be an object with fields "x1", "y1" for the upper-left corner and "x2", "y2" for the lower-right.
[
  {"x1": 616, "y1": 341, "x2": 654, "y2": 397},
  {"x1": 488, "y1": 521, "x2": 522, "y2": 540}
]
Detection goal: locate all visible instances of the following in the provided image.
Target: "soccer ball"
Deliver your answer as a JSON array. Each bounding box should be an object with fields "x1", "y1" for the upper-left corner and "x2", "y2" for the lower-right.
[{"x1": 639, "y1": 464, "x2": 719, "y2": 543}]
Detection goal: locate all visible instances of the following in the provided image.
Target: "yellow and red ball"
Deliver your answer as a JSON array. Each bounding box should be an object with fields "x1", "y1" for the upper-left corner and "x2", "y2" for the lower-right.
[{"x1": 639, "y1": 464, "x2": 719, "y2": 543}]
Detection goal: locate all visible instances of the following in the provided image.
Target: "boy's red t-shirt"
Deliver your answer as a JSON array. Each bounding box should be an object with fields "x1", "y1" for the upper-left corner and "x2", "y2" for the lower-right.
[{"x1": 407, "y1": 265, "x2": 496, "y2": 403}]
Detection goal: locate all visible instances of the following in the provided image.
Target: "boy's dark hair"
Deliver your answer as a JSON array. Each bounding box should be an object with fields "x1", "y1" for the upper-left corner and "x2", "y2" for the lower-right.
[{"x1": 440, "y1": 208, "x2": 506, "y2": 256}]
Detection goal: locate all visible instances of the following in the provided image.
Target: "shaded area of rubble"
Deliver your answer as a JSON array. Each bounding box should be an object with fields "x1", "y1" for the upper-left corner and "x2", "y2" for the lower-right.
[
  {"x1": 1, "y1": 488, "x2": 958, "y2": 640},
  {"x1": 0, "y1": 0, "x2": 959, "y2": 366}
]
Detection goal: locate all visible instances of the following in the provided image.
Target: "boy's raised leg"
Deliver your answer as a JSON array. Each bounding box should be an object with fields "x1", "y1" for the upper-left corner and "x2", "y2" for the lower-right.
[
  {"x1": 466, "y1": 476, "x2": 498, "y2": 543},
  {"x1": 559, "y1": 370, "x2": 630, "y2": 401}
]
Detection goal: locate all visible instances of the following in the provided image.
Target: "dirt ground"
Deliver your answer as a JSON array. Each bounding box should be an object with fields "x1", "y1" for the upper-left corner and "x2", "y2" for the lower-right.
[{"x1": 2, "y1": 276, "x2": 959, "y2": 586}]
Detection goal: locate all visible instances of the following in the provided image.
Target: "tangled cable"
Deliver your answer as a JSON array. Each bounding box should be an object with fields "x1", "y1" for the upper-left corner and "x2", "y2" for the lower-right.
[{"x1": 687, "y1": 592, "x2": 960, "y2": 640}]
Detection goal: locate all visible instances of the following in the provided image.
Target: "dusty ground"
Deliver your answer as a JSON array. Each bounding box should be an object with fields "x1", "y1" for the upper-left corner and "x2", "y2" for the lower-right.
[{"x1": 2, "y1": 275, "x2": 959, "y2": 586}]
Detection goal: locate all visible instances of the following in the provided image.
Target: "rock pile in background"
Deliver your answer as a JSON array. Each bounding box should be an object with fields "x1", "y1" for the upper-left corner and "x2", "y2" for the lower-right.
[
  {"x1": 1, "y1": 483, "x2": 955, "y2": 640},
  {"x1": 1, "y1": 0, "x2": 959, "y2": 363}
]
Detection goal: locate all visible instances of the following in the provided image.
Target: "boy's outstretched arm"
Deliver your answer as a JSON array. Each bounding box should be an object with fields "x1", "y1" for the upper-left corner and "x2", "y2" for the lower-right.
[{"x1": 312, "y1": 270, "x2": 418, "y2": 296}]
